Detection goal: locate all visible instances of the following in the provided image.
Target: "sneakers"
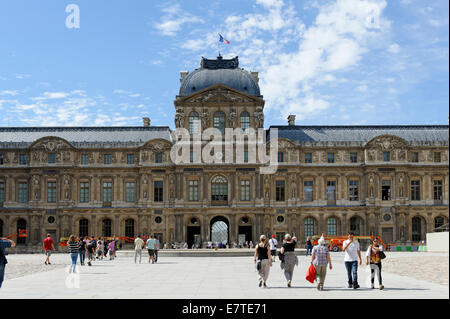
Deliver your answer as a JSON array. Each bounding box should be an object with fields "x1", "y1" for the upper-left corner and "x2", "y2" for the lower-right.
[
  {"x1": 348, "y1": 283, "x2": 353, "y2": 288},
  {"x1": 287, "y1": 280, "x2": 291, "y2": 287},
  {"x1": 317, "y1": 284, "x2": 321, "y2": 291},
  {"x1": 353, "y1": 283, "x2": 360, "y2": 289},
  {"x1": 379, "y1": 285, "x2": 384, "y2": 290},
  {"x1": 263, "y1": 282, "x2": 267, "y2": 288},
  {"x1": 259, "y1": 280, "x2": 262, "y2": 287}
]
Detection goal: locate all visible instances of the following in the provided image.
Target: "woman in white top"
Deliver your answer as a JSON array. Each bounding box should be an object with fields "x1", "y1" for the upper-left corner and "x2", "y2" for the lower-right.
[{"x1": 365, "y1": 238, "x2": 384, "y2": 290}]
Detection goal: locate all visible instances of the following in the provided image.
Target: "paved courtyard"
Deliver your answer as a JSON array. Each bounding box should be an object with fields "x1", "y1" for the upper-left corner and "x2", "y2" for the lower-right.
[{"x1": 0, "y1": 252, "x2": 448, "y2": 299}]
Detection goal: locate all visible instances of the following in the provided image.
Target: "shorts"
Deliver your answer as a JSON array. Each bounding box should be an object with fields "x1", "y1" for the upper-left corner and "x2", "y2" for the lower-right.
[
  {"x1": 45, "y1": 250, "x2": 52, "y2": 257},
  {"x1": 147, "y1": 249, "x2": 155, "y2": 256}
]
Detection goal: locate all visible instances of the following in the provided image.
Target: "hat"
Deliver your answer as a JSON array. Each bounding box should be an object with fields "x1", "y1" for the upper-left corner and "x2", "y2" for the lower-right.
[
  {"x1": 272, "y1": 235, "x2": 275, "y2": 238},
  {"x1": 318, "y1": 235, "x2": 326, "y2": 245}
]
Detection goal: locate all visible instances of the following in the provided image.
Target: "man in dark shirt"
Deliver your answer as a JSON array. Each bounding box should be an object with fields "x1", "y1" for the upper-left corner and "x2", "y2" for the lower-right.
[{"x1": 0, "y1": 238, "x2": 16, "y2": 288}]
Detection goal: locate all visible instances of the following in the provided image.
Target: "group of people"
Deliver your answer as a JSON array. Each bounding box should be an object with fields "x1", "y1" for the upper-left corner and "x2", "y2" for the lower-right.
[
  {"x1": 133, "y1": 234, "x2": 160, "y2": 264},
  {"x1": 254, "y1": 232, "x2": 385, "y2": 291}
]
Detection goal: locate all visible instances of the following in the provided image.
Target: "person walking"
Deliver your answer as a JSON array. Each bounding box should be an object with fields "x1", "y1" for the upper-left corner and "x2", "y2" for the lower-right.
[
  {"x1": 154, "y1": 237, "x2": 160, "y2": 263},
  {"x1": 67, "y1": 235, "x2": 80, "y2": 273},
  {"x1": 97, "y1": 238, "x2": 104, "y2": 260},
  {"x1": 254, "y1": 235, "x2": 272, "y2": 288},
  {"x1": 311, "y1": 235, "x2": 332, "y2": 291},
  {"x1": 280, "y1": 234, "x2": 298, "y2": 287},
  {"x1": 134, "y1": 235, "x2": 144, "y2": 264},
  {"x1": 305, "y1": 236, "x2": 313, "y2": 256},
  {"x1": 43, "y1": 234, "x2": 55, "y2": 265},
  {"x1": 78, "y1": 237, "x2": 86, "y2": 266},
  {"x1": 108, "y1": 240, "x2": 115, "y2": 260},
  {"x1": 146, "y1": 235, "x2": 156, "y2": 264},
  {"x1": 268, "y1": 235, "x2": 278, "y2": 263},
  {"x1": 366, "y1": 238, "x2": 384, "y2": 290},
  {"x1": 86, "y1": 236, "x2": 95, "y2": 266},
  {"x1": 343, "y1": 232, "x2": 362, "y2": 289},
  {"x1": 0, "y1": 237, "x2": 15, "y2": 288}
]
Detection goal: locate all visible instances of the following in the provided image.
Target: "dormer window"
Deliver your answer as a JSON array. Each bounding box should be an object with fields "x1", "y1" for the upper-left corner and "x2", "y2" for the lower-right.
[
  {"x1": 213, "y1": 111, "x2": 225, "y2": 134},
  {"x1": 48, "y1": 153, "x2": 56, "y2": 164}
]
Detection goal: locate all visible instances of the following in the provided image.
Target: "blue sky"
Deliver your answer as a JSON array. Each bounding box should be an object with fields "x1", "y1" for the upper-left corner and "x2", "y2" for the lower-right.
[{"x1": 0, "y1": 0, "x2": 448, "y2": 127}]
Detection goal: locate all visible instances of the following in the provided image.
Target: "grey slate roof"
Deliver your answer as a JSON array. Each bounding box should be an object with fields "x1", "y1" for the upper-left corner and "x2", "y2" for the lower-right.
[
  {"x1": 0, "y1": 126, "x2": 172, "y2": 149},
  {"x1": 267, "y1": 125, "x2": 449, "y2": 146},
  {"x1": 179, "y1": 56, "x2": 261, "y2": 97}
]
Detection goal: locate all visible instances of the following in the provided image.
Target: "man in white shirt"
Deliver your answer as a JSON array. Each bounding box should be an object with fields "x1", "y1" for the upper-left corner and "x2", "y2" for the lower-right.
[
  {"x1": 269, "y1": 235, "x2": 278, "y2": 263},
  {"x1": 342, "y1": 232, "x2": 362, "y2": 289},
  {"x1": 134, "y1": 235, "x2": 144, "y2": 264}
]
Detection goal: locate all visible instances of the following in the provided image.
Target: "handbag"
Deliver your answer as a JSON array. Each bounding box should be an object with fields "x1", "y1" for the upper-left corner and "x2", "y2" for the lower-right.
[
  {"x1": 278, "y1": 251, "x2": 284, "y2": 262},
  {"x1": 256, "y1": 260, "x2": 262, "y2": 271},
  {"x1": 379, "y1": 251, "x2": 386, "y2": 259}
]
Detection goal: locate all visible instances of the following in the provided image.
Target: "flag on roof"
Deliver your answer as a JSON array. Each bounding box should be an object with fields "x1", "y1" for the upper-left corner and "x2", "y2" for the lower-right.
[{"x1": 219, "y1": 33, "x2": 230, "y2": 44}]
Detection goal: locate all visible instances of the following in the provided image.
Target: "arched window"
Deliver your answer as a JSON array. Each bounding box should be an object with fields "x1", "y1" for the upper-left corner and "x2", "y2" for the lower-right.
[
  {"x1": 125, "y1": 219, "x2": 135, "y2": 238},
  {"x1": 79, "y1": 219, "x2": 89, "y2": 237},
  {"x1": 213, "y1": 111, "x2": 225, "y2": 134},
  {"x1": 412, "y1": 217, "x2": 422, "y2": 241},
  {"x1": 17, "y1": 218, "x2": 27, "y2": 244},
  {"x1": 434, "y1": 216, "x2": 445, "y2": 232},
  {"x1": 189, "y1": 112, "x2": 199, "y2": 135},
  {"x1": 349, "y1": 217, "x2": 360, "y2": 236},
  {"x1": 211, "y1": 176, "x2": 228, "y2": 204},
  {"x1": 102, "y1": 218, "x2": 112, "y2": 237},
  {"x1": 327, "y1": 218, "x2": 337, "y2": 236},
  {"x1": 304, "y1": 218, "x2": 315, "y2": 240},
  {"x1": 240, "y1": 111, "x2": 250, "y2": 132}
]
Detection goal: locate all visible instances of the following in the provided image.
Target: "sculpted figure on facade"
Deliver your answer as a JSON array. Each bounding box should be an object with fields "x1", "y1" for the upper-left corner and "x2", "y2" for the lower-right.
[
  {"x1": 254, "y1": 107, "x2": 264, "y2": 128},
  {"x1": 229, "y1": 108, "x2": 236, "y2": 127},
  {"x1": 201, "y1": 108, "x2": 210, "y2": 128},
  {"x1": 175, "y1": 108, "x2": 185, "y2": 128}
]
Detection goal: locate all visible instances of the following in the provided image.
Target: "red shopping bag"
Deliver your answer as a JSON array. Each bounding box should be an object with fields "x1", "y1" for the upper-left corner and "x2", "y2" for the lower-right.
[{"x1": 306, "y1": 264, "x2": 316, "y2": 283}]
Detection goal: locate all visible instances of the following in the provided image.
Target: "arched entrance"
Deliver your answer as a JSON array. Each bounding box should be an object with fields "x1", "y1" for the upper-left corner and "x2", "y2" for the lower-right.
[{"x1": 210, "y1": 216, "x2": 229, "y2": 246}]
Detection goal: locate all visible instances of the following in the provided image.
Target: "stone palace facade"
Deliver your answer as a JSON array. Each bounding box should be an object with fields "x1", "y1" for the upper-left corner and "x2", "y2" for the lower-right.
[{"x1": 0, "y1": 56, "x2": 448, "y2": 251}]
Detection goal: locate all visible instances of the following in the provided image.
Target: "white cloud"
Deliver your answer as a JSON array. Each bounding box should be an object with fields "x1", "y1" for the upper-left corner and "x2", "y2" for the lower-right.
[
  {"x1": 0, "y1": 90, "x2": 19, "y2": 96},
  {"x1": 31, "y1": 92, "x2": 70, "y2": 101},
  {"x1": 155, "y1": 4, "x2": 203, "y2": 36},
  {"x1": 387, "y1": 43, "x2": 400, "y2": 53}
]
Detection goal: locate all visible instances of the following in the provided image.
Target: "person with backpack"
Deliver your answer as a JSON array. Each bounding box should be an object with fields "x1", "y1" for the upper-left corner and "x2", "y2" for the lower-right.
[
  {"x1": 268, "y1": 235, "x2": 278, "y2": 263},
  {"x1": 0, "y1": 238, "x2": 15, "y2": 288},
  {"x1": 254, "y1": 235, "x2": 272, "y2": 288},
  {"x1": 366, "y1": 238, "x2": 385, "y2": 290}
]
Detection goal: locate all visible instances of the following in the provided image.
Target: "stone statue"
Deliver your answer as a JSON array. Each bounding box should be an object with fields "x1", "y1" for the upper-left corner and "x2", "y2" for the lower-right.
[{"x1": 175, "y1": 108, "x2": 185, "y2": 128}]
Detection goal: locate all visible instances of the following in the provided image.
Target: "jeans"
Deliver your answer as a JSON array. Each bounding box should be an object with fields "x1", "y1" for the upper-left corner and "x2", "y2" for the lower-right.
[
  {"x1": 70, "y1": 253, "x2": 78, "y2": 272},
  {"x1": 134, "y1": 249, "x2": 142, "y2": 263},
  {"x1": 345, "y1": 261, "x2": 358, "y2": 285},
  {"x1": 306, "y1": 245, "x2": 313, "y2": 256},
  {"x1": 79, "y1": 251, "x2": 85, "y2": 264},
  {"x1": 154, "y1": 250, "x2": 158, "y2": 262},
  {"x1": 0, "y1": 263, "x2": 5, "y2": 288}
]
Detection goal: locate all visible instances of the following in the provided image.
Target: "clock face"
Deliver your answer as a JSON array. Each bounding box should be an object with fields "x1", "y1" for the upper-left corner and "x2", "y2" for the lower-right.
[{"x1": 383, "y1": 214, "x2": 392, "y2": 222}]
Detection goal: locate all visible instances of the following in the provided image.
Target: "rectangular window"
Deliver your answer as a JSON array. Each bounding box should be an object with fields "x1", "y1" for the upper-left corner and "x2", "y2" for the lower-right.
[
  {"x1": 383, "y1": 151, "x2": 390, "y2": 162},
  {"x1": 240, "y1": 180, "x2": 250, "y2": 201},
  {"x1": 103, "y1": 182, "x2": 112, "y2": 202},
  {"x1": 243, "y1": 151, "x2": 249, "y2": 163},
  {"x1": 104, "y1": 154, "x2": 111, "y2": 164},
  {"x1": 411, "y1": 152, "x2": 419, "y2": 163},
  {"x1": 154, "y1": 181, "x2": 163, "y2": 202},
  {"x1": 0, "y1": 182, "x2": 5, "y2": 203},
  {"x1": 47, "y1": 182, "x2": 57, "y2": 202},
  {"x1": 304, "y1": 153, "x2": 312, "y2": 163},
  {"x1": 80, "y1": 182, "x2": 89, "y2": 203},
  {"x1": 48, "y1": 153, "x2": 56, "y2": 164},
  {"x1": 19, "y1": 154, "x2": 27, "y2": 165},
  {"x1": 81, "y1": 154, "x2": 89, "y2": 165},
  {"x1": 127, "y1": 154, "x2": 134, "y2": 165},
  {"x1": 189, "y1": 180, "x2": 198, "y2": 201},
  {"x1": 382, "y1": 180, "x2": 391, "y2": 200},
  {"x1": 326, "y1": 180, "x2": 336, "y2": 200},
  {"x1": 434, "y1": 152, "x2": 441, "y2": 163},
  {"x1": 0, "y1": 154, "x2": 4, "y2": 165},
  {"x1": 350, "y1": 152, "x2": 358, "y2": 163},
  {"x1": 349, "y1": 180, "x2": 359, "y2": 201},
  {"x1": 18, "y1": 182, "x2": 28, "y2": 203},
  {"x1": 278, "y1": 152, "x2": 284, "y2": 163},
  {"x1": 190, "y1": 151, "x2": 194, "y2": 163},
  {"x1": 411, "y1": 180, "x2": 420, "y2": 201},
  {"x1": 304, "y1": 181, "x2": 313, "y2": 202},
  {"x1": 126, "y1": 182, "x2": 135, "y2": 202},
  {"x1": 275, "y1": 181, "x2": 285, "y2": 201},
  {"x1": 155, "y1": 153, "x2": 163, "y2": 163},
  {"x1": 433, "y1": 180, "x2": 443, "y2": 201},
  {"x1": 327, "y1": 153, "x2": 335, "y2": 163}
]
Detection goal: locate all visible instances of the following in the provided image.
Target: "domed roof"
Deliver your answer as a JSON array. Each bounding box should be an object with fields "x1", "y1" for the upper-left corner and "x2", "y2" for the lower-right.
[{"x1": 179, "y1": 56, "x2": 261, "y2": 97}]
